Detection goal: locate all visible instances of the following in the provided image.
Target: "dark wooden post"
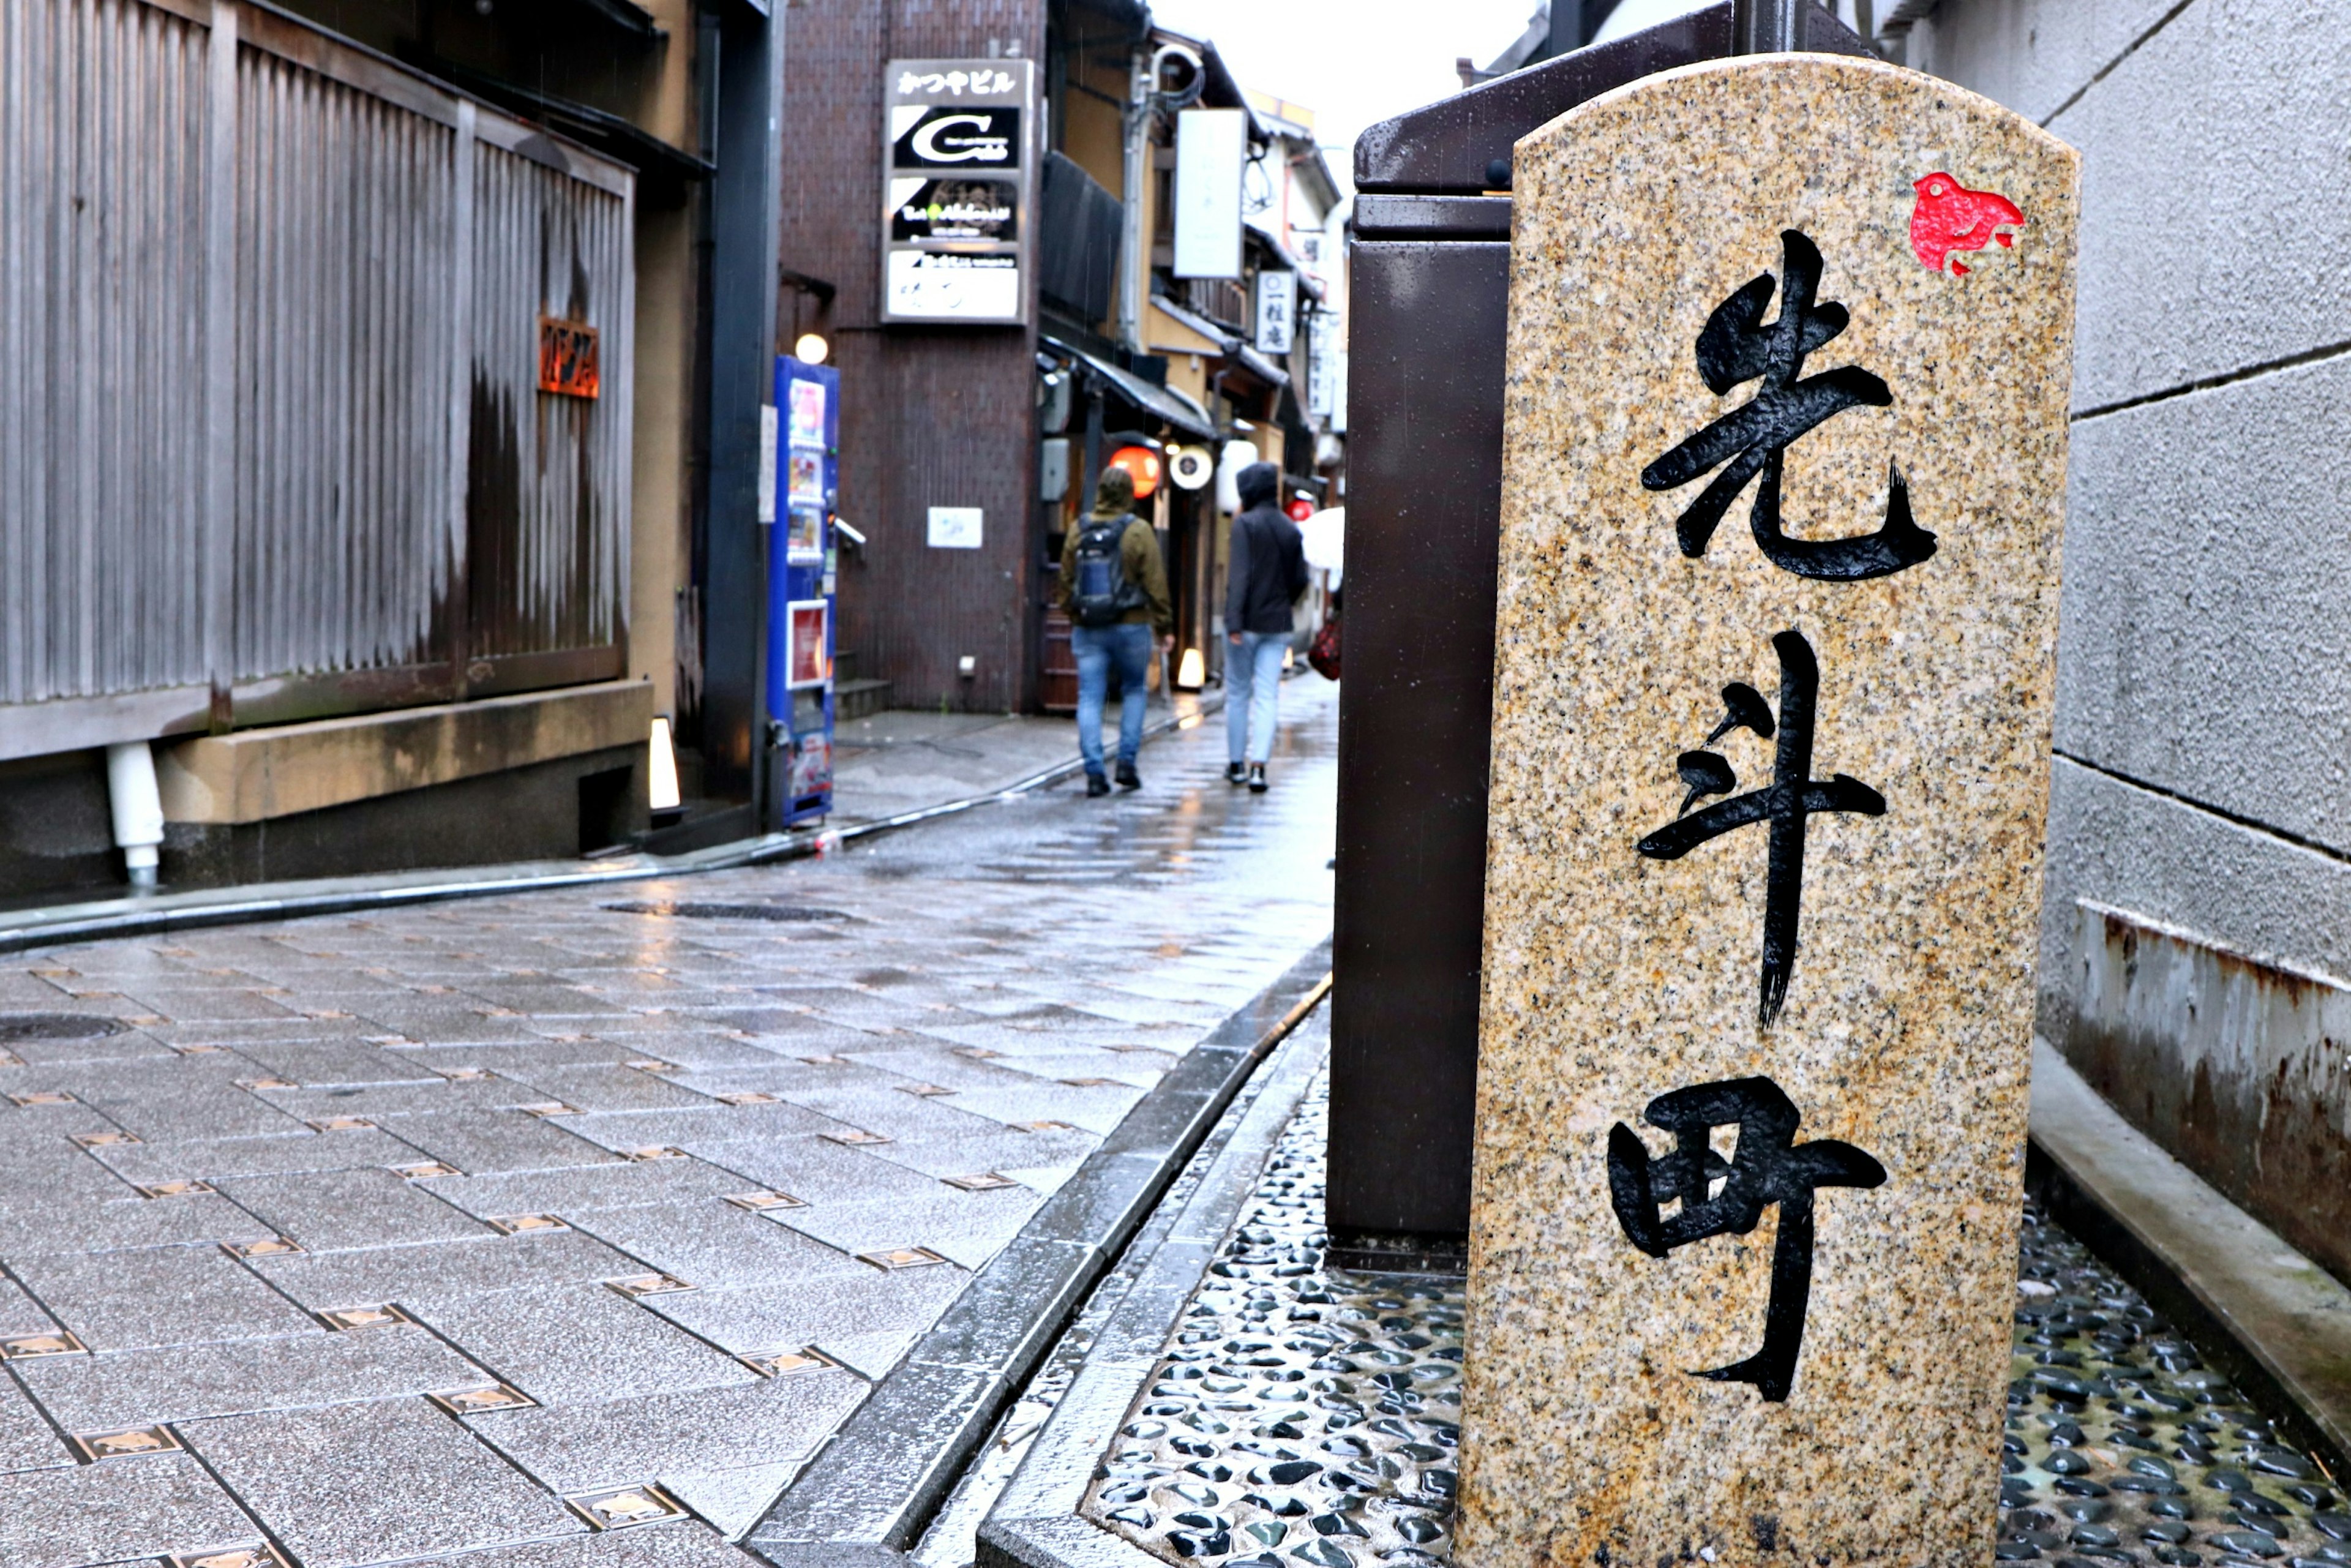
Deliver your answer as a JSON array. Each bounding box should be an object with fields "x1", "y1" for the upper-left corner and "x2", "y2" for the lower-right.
[{"x1": 1327, "y1": 1, "x2": 1873, "y2": 1270}]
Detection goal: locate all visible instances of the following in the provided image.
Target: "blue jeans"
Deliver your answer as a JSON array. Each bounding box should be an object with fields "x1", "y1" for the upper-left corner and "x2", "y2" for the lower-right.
[
  {"x1": 1073, "y1": 621, "x2": 1154, "y2": 775},
  {"x1": 1226, "y1": 631, "x2": 1288, "y2": 765}
]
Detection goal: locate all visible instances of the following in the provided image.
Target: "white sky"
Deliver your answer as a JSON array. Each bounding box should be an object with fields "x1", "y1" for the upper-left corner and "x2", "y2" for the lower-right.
[{"x1": 1145, "y1": 0, "x2": 1551, "y2": 190}]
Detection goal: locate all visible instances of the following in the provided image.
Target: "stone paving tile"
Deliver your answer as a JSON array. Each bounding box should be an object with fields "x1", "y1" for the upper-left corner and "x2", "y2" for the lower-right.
[
  {"x1": 247, "y1": 1229, "x2": 648, "y2": 1310},
  {"x1": 465, "y1": 1368, "x2": 869, "y2": 1495},
  {"x1": 0, "y1": 1276, "x2": 59, "y2": 1338},
  {"x1": 674, "y1": 1133, "x2": 947, "y2": 1206},
  {"x1": 0, "y1": 1144, "x2": 143, "y2": 1207},
  {"x1": 554, "y1": 1101, "x2": 849, "y2": 1155},
  {"x1": 433, "y1": 1152, "x2": 752, "y2": 1218},
  {"x1": 411, "y1": 1281, "x2": 762, "y2": 1406},
  {"x1": 0, "y1": 1451, "x2": 263, "y2": 1567},
  {"x1": 0, "y1": 1191, "x2": 262, "y2": 1256},
  {"x1": 10, "y1": 1242, "x2": 322, "y2": 1351},
  {"x1": 212, "y1": 1040, "x2": 443, "y2": 1085},
  {"x1": 429, "y1": 1520, "x2": 755, "y2": 1568},
  {"x1": 500, "y1": 1065, "x2": 724, "y2": 1113},
  {"x1": 0, "y1": 1376, "x2": 70, "y2": 1474},
  {"x1": 384, "y1": 1110, "x2": 625, "y2": 1175},
  {"x1": 775, "y1": 1186, "x2": 1040, "y2": 1270},
  {"x1": 762, "y1": 1085, "x2": 1032, "y2": 1144},
  {"x1": 866, "y1": 1126, "x2": 1096, "y2": 1182},
  {"x1": 92, "y1": 1127, "x2": 421, "y2": 1185},
  {"x1": 660, "y1": 1463, "x2": 800, "y2": 1542},
  {"x1": 258, "y1": 1077, "x2": 542, "y2": 1122},
  {"x1": 2, "y1": 1032, "x2": 178, "y2": 1067},
  {"x1": 17, "y1": 1321, "x2": 486, "y2": 1430},
  {"x1": 216, "y1": 1166, "x2": 490, "y2": 1251},
  {"x1": 566, "y1": 1201, "x2": 872, "y2": 1291},
  {"x1": 181, "y1": 1397, "x2": 586, "y2": 1568}
]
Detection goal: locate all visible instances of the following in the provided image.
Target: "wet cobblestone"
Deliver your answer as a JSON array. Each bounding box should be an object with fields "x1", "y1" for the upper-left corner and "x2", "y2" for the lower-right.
[{"x1": 1084, "y1": 1080, "x2": 2344, "y2": 1568}]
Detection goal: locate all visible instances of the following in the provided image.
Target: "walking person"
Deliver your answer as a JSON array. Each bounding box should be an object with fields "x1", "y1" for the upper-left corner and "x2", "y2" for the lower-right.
[
  {"x1": 1223, "y1": 462, "x2": 1309, "y2": 793},
  {"x1": 1061, "y1": 465, "x2": 1173, "y2": 797}
]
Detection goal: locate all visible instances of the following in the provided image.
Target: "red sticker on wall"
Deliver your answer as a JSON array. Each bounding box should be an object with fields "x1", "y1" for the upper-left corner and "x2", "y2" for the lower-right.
[{"x1": 1910, "y1": 173, "x2": 2024, "y2": 276}]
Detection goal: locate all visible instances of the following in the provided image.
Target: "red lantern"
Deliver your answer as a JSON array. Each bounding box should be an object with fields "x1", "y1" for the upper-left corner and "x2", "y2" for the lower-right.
[
  {"x1": 1286, "y1": 497, "x2": 1314, "y2": 523},
  {"x1": 1108, "y1": 446, "x2": 1161, "y2": 500}
]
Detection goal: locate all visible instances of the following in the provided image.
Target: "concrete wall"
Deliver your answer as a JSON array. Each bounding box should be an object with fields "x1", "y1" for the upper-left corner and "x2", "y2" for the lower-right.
[{"x1": 1922, "y1": 0, "x2": 2351, "y2": 1279}]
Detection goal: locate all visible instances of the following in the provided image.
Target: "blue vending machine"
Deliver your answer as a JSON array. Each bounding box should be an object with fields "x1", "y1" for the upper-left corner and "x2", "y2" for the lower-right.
[{"x1": 769, "y1": 358, "x2": 840, "y2": 827}]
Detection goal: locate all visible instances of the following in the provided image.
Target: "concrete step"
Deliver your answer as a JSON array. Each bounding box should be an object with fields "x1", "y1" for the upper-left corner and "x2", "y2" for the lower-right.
[{"x1": 834, "y1": 678, "x2": 893, "y2": 722}]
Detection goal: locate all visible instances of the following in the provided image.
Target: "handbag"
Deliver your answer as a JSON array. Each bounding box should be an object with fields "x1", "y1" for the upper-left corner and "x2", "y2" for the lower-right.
[{"x1": 1307, "y1": 612, "x2": 1341, "y2": 681}]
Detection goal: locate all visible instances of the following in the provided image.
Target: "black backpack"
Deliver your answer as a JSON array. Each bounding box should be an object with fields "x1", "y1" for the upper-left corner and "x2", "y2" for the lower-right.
[{"x1": 1070, "y1": 518, "x2": 1144, "y2": 628}]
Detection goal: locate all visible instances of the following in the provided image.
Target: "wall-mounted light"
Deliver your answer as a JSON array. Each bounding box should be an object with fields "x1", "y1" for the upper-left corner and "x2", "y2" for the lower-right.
[
  {"x1": 1176, "y1": 647, "x2": 1205, "y2": 689},
  {"x1": 649, "y1": 716, "x2": 683, "y2": 812},
  {"x1": 794, "y1": 333, "x2": 830, "y2": 366}
]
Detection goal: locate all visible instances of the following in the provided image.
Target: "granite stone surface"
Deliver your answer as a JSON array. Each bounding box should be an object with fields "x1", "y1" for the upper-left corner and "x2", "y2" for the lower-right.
[{"x1": 1463, "y1": 53, "x2": 2077, "y2": 1568}]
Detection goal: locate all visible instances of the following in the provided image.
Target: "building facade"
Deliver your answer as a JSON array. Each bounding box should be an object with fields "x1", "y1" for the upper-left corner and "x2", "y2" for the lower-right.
[
  {"x1": 0, "y1": 0, "x2": 784, "y2": 897},
  {"x1": 776, "y1": 0, "x2": 1346, "y2": 716}
]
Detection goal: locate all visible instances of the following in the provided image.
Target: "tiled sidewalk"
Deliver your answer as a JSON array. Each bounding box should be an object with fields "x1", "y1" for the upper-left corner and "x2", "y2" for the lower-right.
[{"x1": 0, "y1": 684, "x2": 1338, "y2": 1568}]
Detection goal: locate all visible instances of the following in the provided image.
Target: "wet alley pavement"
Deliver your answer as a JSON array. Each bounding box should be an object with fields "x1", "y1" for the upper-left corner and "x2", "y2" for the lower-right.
[{"x1": 0, "y1": 683, "x2": 1339, "y2": 1568}]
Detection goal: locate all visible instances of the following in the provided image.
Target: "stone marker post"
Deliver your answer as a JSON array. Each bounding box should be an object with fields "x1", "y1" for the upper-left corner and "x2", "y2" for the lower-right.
[{"x1": 1460, "y1": 55, "x2": 2077, "y2": 1567}]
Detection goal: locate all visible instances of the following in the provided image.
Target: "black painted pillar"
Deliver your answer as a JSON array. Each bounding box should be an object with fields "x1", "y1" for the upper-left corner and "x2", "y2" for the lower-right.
[
  {"x1": 1328, "y1": 1, "x2": 1873, "y2": 1269},
  {"x1": 699, "y1": 1, "x2": 787, "y2": 819}
]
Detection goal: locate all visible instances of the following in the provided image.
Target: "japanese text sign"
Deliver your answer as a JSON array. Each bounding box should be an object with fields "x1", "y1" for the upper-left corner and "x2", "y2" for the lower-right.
[{"x1": 1460, "y1": 55, "x2": 2077, "y2": 1568}]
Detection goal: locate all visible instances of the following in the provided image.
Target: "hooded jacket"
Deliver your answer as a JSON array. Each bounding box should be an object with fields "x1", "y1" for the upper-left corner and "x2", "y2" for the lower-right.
[
  {"x1": 1057, "y1": 465, "x2": 1173, "y2": 635},
  {"x1": 1224, "y1": 462, "x2": 1309, "y2": 637}
]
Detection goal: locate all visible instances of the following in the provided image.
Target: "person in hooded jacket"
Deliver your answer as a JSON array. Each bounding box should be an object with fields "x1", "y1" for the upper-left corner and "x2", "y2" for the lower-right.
[
  {"x1": 1223, "y1": 462, "x2": 1309, "y2": 793},
  {"x1": 1059, "y1": 465, "x2": 1173, "y2": 796}
]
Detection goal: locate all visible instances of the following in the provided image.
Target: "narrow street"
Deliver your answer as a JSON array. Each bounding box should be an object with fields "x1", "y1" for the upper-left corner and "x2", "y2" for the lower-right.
[{"x1": 0, "y1": 685, "x2": 1337, "y2": 1566}]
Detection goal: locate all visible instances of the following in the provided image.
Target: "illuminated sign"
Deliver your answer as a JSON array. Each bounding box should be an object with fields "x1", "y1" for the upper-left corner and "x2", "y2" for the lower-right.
[{"x1": 882, "y1": 59, "x2": 1035, "y2": 326}]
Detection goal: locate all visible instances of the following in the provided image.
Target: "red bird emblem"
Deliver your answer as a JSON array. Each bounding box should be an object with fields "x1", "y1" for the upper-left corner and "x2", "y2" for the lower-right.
[{"x1": 1910, "y1": 172, "x2": 2024, "y2": 275}]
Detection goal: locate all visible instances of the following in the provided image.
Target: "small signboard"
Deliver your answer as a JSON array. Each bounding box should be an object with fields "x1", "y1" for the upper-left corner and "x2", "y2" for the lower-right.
[
  {"x1": 538, "y1": 317, "x2": 599, "y2": 399},
  {"x1": 1255, "y1": 270, "x2": 1295, "y2": 354},
  {"x1": 882, "y1": 60, "x2": 1036, "y2": 326},
  {"x1": 1174, "y1": 110, "x2": 1246, "y2": 280},
  {"x1": 784, "y1": 599, "x2": 831, "y2": 689},
  {"x1": 926, "y1": 506, "x2": 983, "y2": 549}
]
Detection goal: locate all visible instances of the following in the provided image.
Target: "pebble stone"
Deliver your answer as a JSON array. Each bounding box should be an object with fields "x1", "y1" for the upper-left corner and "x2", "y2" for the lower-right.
[
  {"x1": 1082, "y1": 1089, "x2": 2339, "y2": 1568},
  {"x1": 1082, "y1": 1075, "x2": 1463, "y2": 1567}
]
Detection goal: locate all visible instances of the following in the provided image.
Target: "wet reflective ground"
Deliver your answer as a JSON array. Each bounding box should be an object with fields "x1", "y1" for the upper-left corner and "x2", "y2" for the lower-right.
[{"x1": 0, "y1": 684, "x2": 1338, "y2": 1559}]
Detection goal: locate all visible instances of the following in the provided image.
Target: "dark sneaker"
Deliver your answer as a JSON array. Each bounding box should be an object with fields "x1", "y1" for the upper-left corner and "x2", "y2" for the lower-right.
[
  {"x1": 1224, "y1": 762, "x2": 1247, "y2": 785},
  {"x1": 1085, "y1": 772, "x2": 1111, "y2": 798},
  {"x1": 1248, "y1": 763, "x2": 1269, "y2": 793},
  {"x1": 1116, "y1": 761, "x2": 1142, "y2": 791}
]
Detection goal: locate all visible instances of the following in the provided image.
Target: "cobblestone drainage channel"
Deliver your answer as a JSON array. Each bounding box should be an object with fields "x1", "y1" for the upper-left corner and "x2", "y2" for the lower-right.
[{"x1": 975, "y1": 1072, "x2": 2345, "y2": 1568}]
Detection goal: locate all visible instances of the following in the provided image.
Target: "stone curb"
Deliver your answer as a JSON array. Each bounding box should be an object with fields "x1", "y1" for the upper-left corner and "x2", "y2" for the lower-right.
[
  {"x1": 0, "y1": 697, "x2": 1222, "y2": 955},
  {"x1": 742, "y1": 944, "x2": 1335, "y2": 1568},
  {"x1": 969, "y1": 1007, "x2": 1335, "y2": 1568},
  {"x1": 2026, "y1": 1037, "x2": 2351, "y2": 1479}
]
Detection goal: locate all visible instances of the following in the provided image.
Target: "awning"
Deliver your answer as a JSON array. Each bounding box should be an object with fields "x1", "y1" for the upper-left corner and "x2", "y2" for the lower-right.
[
  {"x1": 1042, "y1": 335, "x2": 1218, "y2": 442},
  {"x1": 1147, "y1": 295, "x2": 1293, "y2": 391}
]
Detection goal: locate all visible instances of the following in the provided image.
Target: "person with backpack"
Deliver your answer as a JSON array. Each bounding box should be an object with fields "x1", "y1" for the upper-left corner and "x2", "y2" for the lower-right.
[
  {"x1": 1060, "y1": 465, "x2": 1172, "y2": 797},
  {"x1": 1223, "y1": 462, "x2": 1310, "y2": 793}
]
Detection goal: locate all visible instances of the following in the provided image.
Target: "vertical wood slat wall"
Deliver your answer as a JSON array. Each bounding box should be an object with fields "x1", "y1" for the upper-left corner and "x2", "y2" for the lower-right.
[{"x1": 0, "y1": 0, "x2": 635, "y2": 762}]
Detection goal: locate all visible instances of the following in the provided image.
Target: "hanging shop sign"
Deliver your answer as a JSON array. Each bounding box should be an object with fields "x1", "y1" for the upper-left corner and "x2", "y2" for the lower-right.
[
  {"x1": 882, "y1": 59, "x2": 1037, "y2": 326},
  {"x1": 1255, "y1": 270, "x2": 1296, "y2": 355}
]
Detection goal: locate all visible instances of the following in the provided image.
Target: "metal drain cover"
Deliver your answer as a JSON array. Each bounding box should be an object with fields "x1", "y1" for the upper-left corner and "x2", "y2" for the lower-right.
[
  {"x1": 0, "y1": 1013, "x2": 128, "y2": 1043},
  {"x1": 604, "y1": 901, "x2": 852, "y2": 923}
]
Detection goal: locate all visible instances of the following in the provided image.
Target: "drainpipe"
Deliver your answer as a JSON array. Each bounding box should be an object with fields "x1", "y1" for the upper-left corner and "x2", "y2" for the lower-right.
[
  {"x1": 1117, "y1": 47, "x2": 1150, "y2": 351},
  {"x1": 105, "y1": 742, "x2": 165, "y2": 892},
  {"x1": 1119, "y1": 42, "x2": 1204, "y2": 353}
]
